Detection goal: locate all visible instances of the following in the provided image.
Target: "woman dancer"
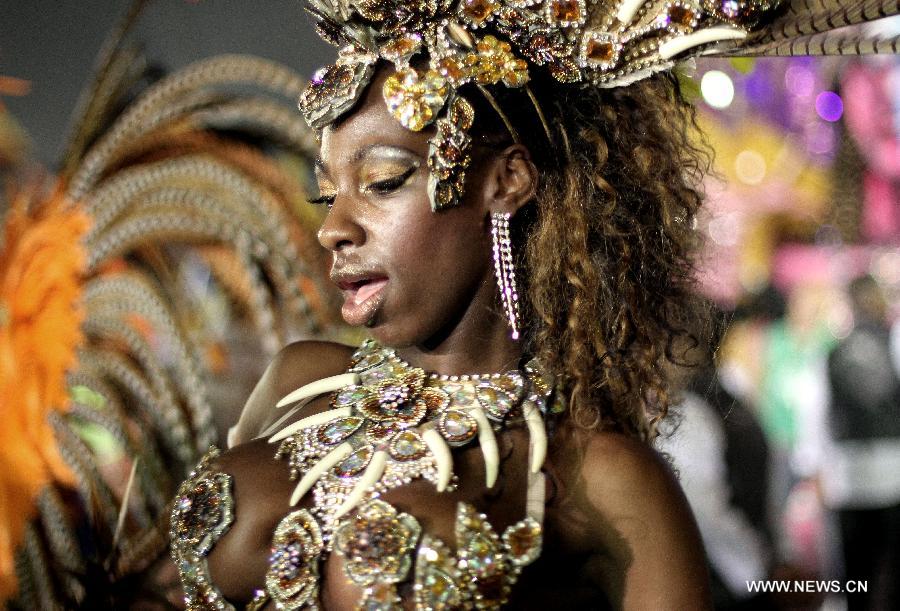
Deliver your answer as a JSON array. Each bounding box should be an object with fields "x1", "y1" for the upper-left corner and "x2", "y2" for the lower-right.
[{"x1": 169, "y1": 1, "x2": 898, "y2": 608}]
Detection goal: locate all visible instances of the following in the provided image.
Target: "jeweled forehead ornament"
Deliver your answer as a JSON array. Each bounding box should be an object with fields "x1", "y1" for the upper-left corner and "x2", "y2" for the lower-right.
[{"x1": 298, "y1": 0, "x2": 898, "y2": 211}]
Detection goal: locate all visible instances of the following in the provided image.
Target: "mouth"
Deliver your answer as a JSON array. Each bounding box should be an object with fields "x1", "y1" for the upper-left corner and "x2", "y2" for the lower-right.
[{"x1": 331, "y1": 269, "x2": 389, "y2": 327}]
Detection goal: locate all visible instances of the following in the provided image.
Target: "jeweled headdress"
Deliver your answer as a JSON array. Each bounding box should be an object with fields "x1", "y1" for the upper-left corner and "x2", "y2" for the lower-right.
[{"x1": 298, "y1": 0, "x2": 900, "y2": 211}]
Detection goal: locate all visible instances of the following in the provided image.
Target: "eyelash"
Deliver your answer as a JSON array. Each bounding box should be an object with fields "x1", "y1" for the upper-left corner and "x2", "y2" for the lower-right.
[
  {"x1": 308, "y1": 166, "x2": 418, "y2": 208},
  {"x1": 363, "y1": 165, "x2": 417, "y2": 196},
  {"x1": 307, "y1": 194, "x2": 335, "y2": 207}
]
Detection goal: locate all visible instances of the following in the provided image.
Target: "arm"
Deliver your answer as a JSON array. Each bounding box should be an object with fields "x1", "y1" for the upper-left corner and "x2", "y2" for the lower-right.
[{"x1": 577, "y1": 431, "x2": 712, "y2": 610}]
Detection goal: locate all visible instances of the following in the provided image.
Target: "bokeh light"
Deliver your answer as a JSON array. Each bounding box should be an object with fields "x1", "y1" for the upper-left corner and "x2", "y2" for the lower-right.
[
  {"x1": 815, "y1": 91, "x2": 844, "y2": 122},
  {"x1": 785, "y1": 65, "x2": 815, "y2": 98},
  {"x1": 701, "y1": 70, "x2": 735, "y2": 109},
  {"x1": 734, "y1": 149, "x2": 767, "y2": 184},
  {"x1": 806, "y1": 122, "x2": 835, "y2": 156}
]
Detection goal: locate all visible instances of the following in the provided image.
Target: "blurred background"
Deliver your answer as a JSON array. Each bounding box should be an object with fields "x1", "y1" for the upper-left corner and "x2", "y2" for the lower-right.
[{"x1": 2, "y1": 2, "x2": 899, "y2": 610}]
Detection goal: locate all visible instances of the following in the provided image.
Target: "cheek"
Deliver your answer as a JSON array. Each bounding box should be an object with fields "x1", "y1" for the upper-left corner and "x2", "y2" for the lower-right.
[{"x1": 384, "y1": 210, "x2": 489, "y2": 286}]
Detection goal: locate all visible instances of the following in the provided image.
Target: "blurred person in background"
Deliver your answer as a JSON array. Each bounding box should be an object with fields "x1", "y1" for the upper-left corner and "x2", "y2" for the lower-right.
[
  {"x1": 759, "y1": 283, "x2": 835, "y2": 571},
  {"x1": 823, "y1": 275, "x2": 900, "y2": 611},
  {"x1": 660, "y1": 311, "x2": 824, "y2": 610}
]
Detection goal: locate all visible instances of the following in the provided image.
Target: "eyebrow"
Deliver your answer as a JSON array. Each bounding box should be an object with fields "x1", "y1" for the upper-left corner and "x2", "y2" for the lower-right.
[{"x1": 315, "y1": 144, "x2": 420, "y2": 175}]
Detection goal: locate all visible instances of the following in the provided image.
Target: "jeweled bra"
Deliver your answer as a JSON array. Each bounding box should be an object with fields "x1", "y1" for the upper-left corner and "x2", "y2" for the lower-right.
[{"x1": 171, "y1": 340, "x2": 561, "y2": 609}]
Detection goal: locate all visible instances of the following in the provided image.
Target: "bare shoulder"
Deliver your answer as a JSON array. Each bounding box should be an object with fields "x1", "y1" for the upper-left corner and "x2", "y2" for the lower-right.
[
  {"x1": 580, "y1": 430, "x2": 680, "y2": 510},
  {"x1": 561, "y1": 429, "x2": 712, "y2": 610},
  {"x1": 265, "y1": 340, "x2": 357, "y2": 398},
  {"x1": 229, "y1": 340, "x2": 357, "y2": 445}
]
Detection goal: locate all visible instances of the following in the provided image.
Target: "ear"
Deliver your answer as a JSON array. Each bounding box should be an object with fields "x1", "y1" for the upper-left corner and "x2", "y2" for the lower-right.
[{"x1": 479, "y1": 144, "x2": 537, "y2": 217}]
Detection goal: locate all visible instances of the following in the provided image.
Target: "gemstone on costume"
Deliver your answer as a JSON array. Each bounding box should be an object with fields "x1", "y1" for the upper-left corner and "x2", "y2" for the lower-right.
[
  {"x1": 658, "y1": 2, "x2": 698, "y2": 30},
  {"x1": 449, "y1": 385, "x2": 475, "y2": 406},
  {"x1": 546, "y1": 0, "x2": 585, "y2": 25},
  {"x1": 265, "y1": 509, "x2": 323, "y2": 607},
  {"x1": 383, "y1": 67, "x2": 448, "y2": 131},
  {"x1": 389, "y1": 430, "x2": 428, "y2": 461},
  {"x1": 415, "y1": 536, "x2": 463, "y2": 609},
  {"x1": 502, "y1": 517, "x2": 542, "y2": 565},
  {"x1": 318, "y1": 416, "x2": 364, "y2": 445},
  {"x1": 438, "y1": 409, "x2": 478, "y2": 445},
  {"x1": 420, "y1": 387, "x2": 451, "y2": 414},
  {"x1": 496, "y1": 371, "x2": 526, "y2": 399},
  {"x1": 336, "y1": 445, "x2": 374, "y2": 477},
  {"x1": 475, "y1": 383, "x2": 515, "y2": 420},
  {"x1": 334, "y1": 499, "x2": 422, "y2": 586},
  {"x1": 380, "y1": 33, "x2": 423, "y2": 62},
  {"x1": 366, "y1": 421, "x2": 401, "y2": 445},
  {"x1": 448, "y1": 95, "x2": 475, "y2": 130},
  {"x1": 670, "y1": 5, "x2": 696, "y2": 27},
  {"x1": 351, "y1": 350, "x2": 385, "y2": 372},
  {"x1": 434, "y1": 181, "x2": 455, "y2": 206},
  {"x1": 461, "y1": 0, "x2": 499, "y2": 25},
  {"x1": 439, "y1": 141, "x2": 464, "y2": 163},
  {"x1": 436, "y1": 56, "x2": 468, "y2": 82},
  {"x1": 169, "y1": 450, "x2": 239, "y2": 609},
  {"x1": 299, "y1": 56, "x2": 375, "y2": 130},
  {"x1": 334, "y1": 385, "x2": 369, "y2": 407},
  {"x1": 418, "y1": 567, "x2": 461, "y2": 607},
  {"x1": 466, "y1": 533, "x2": 499, "y2": 575},
  {"x1": 170, "y1": 468, "x2": 234, "y2": 557}
]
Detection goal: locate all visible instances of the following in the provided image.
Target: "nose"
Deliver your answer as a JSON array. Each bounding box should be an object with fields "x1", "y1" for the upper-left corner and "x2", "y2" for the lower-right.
[{"x1": 317, "y1": 196, "x2": 365, "y2": 252}]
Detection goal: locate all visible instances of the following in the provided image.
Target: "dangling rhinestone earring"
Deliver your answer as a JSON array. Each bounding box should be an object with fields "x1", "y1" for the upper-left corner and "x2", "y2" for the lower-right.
[{"x1": 491, "y1": 211, "x2": 521, "y2": 340}]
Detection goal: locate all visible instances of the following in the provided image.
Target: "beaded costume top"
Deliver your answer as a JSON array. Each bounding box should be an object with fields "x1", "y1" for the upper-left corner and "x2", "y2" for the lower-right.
[{"x1": 171, "y1": 340, "x2": 559, "y2": 609}]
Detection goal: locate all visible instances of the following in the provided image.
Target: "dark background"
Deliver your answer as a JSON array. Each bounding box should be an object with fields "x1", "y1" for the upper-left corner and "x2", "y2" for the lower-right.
[{"x1": 0, "y1": 0, "x2": 332, "y2": 168}]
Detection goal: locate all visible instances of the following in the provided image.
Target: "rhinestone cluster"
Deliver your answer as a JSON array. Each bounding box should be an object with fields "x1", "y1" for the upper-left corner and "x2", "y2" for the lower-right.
[
  {"x1": 169, "y1": 448, "x2": 237, "y2": 611},
  {"x1": 413, "y1": 503, "x2": 542, "y2": 609},
  {"x1": 328, "y1": 498, "x2": 543, "y2": 610},
  {"x1": 265, "y1": 510, "x2": 324, "y2": 609},
  {"x1": 334, "y1": 499, "x2": 422, "y2": 606},
  {"x1": 274, "y1": 338, "x2": 555, "y2": 534}
]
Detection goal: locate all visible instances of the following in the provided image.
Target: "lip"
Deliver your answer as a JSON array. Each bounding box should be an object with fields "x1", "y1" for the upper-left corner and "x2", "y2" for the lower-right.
[{"x1": 331, "y1": 265, "x2": 389, "y2": 327}]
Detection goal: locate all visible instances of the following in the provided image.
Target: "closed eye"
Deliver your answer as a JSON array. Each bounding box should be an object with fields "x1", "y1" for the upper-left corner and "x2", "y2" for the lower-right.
[
  {"x1": 307, "y1": 194, "x2": 336, "y2": 207},
  {"x1": 364, "y1": 165, "x2": 418, "y2": 196}
]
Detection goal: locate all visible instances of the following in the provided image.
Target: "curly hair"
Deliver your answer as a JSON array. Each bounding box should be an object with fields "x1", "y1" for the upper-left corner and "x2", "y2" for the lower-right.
[{"x1": 468, "y1": 71, "x2": 711, "y2": 440}]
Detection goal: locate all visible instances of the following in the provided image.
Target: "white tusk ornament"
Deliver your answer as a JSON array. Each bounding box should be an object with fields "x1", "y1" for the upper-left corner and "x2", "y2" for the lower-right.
[
  {"x1": 268, "y1": 407, "x2": 352, "y2": 443},
  {"x1": 422, "y1": 426, "x2": 453, "y2": 492},
  {"x1": 524, "y1": 401, "x2": 548, "y2": 474},
  {"x1": 658, "y1": 27, "x2": 747, "y2": 60},
  {"x1": 275, "y1": 373, "x2": 360, "y2": 408},
  {"x1": 471, "y1": 407, "x2": 499, "y2": 488},
  {"x1": 289, "y1": 442, "x2": 353, "y2": 506},
  {"x1": 333, "y1": 450, "x2": 388, "y2": 518}
]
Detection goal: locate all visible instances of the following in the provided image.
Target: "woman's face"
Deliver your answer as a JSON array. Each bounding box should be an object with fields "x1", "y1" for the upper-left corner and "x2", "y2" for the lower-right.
[{"x1": 314, "y1": 70, "x2": 496, "y2": 348}]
